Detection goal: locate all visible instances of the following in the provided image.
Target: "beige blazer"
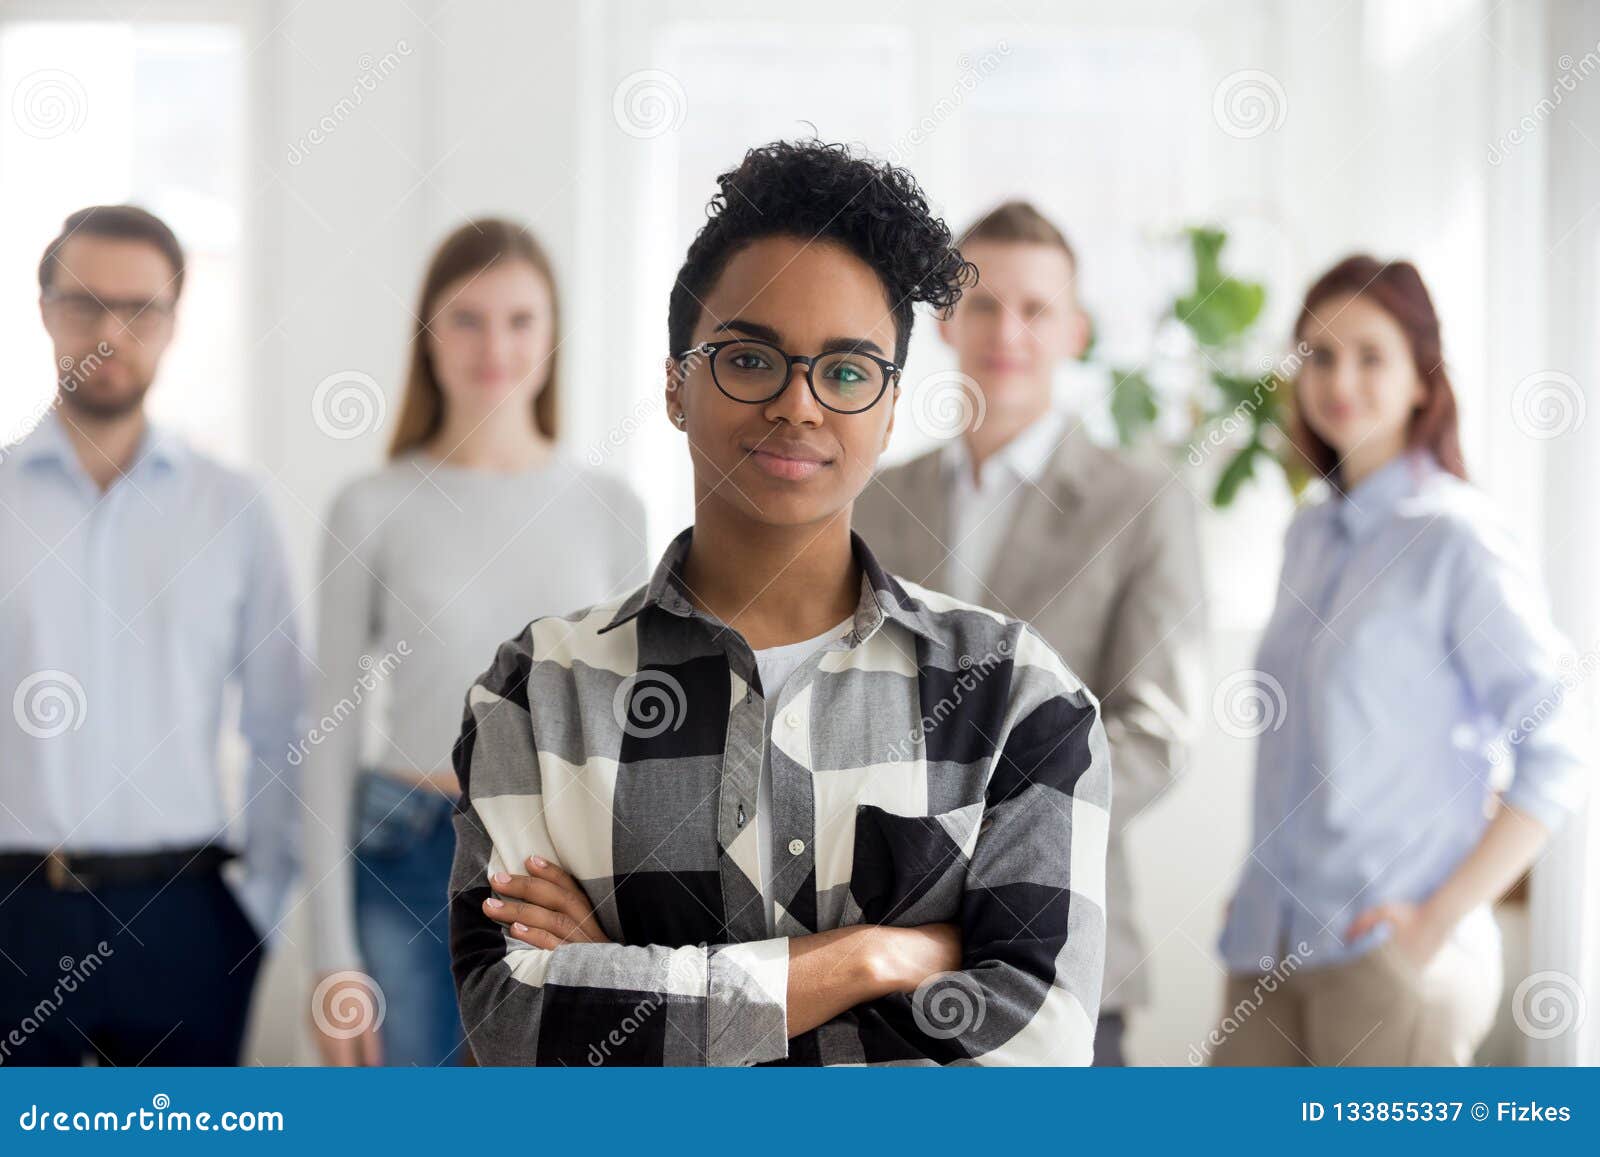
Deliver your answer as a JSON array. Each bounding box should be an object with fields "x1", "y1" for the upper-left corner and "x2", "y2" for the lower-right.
[{"x1": 852, "y1": 421, "x2": 1208, "y2": 1012}]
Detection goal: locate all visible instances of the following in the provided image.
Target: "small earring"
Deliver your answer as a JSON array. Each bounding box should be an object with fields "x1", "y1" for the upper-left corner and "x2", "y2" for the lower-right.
[{"x1": 674, "y1": 413, "x2": 686, "y2": 428}]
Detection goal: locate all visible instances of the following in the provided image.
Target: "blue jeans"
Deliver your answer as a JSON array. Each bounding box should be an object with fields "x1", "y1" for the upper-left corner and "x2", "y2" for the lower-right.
[{"x1": 353, "y1": 770, "x2": 468, "y2": 1067}]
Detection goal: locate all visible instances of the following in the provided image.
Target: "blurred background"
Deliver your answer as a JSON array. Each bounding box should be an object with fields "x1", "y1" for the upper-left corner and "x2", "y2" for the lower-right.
[{"x1": 0, "y1": 0, "x2": 1595, "y2": 1065}]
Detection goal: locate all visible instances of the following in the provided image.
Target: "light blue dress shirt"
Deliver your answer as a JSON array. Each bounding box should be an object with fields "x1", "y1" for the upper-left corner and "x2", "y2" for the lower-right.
[
  {"x1": 1219, "y1": 452, "x2": 1587, "y2": 973},
  {"x1": 0, "y1": 412, "x2": 307, "y2": 938}
]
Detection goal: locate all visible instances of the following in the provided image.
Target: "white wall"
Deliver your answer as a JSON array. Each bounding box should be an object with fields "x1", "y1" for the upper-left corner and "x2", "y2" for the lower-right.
[{"x1": 2, "y1": 0, "x2": 1582, "y2": 1064}]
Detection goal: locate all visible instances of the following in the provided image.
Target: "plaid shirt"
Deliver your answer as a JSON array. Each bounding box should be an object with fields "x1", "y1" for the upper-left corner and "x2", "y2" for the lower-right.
[{"x1": 449, "y1": 527, "x2": 1111, "y2": 1066}]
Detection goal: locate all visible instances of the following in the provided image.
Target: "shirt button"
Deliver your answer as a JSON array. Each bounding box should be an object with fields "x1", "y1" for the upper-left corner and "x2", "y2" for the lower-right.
[
  {"x1": 784, "y1": 711, "x2": 801, "y2": 729},
  {"x1": 787, "y1": 838, "x2": 805, "y2": 856}
]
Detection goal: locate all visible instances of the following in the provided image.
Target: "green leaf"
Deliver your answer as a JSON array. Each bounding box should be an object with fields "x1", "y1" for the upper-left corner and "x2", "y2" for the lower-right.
[
  {"x1": 1174, "y1": 227, "x2": 1266, "y2": 347},
  {"x1": 1213, "y1": 440, "x2": 1261, "y2": 507},
  {"x1": 1176, "y1": 278, "x2": 1265, "y2": 346},
  {"x1": 1109, "y1": 367, "x2": 1159, "y2": 446},
  {"x1": 1188, "y1": 227, "x2": 1228, "y2": 286}
]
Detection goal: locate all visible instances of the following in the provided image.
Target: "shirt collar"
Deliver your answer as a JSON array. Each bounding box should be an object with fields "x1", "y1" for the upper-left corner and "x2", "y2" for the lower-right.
[
  {"x1": 1334, "y1": 451, "x2": 1434, "y2": 539},
  {"x1": 13, "y1": 409, "x2": 185, "y2": 478},
  {"x1": 599, "y1": 525, "x2": 946, "y2": 649},
  {"x1": 940, "y1": 407, "x2": 1068, "y2": 488}
]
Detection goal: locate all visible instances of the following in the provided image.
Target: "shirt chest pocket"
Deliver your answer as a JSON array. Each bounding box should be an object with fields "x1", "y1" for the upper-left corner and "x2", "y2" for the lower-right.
[{"x1": 843, "y1": 801, "x2": 984, "y2": 927}]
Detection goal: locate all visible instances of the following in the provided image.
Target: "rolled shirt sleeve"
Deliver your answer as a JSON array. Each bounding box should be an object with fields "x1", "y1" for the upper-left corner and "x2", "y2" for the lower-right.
[
  {"x1": 448, "y1": 629, "x2": 792, "y2": 1067},
  {"x1": 1448, "y1": 526, "x2": 1589, "y2": 832},
  {"x1": 825, "y1": 626, "x2": 1111, "y2": 1066}
]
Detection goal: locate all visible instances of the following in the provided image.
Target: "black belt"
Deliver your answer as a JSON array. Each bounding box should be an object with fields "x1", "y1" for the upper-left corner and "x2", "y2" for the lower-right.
[{"x1": 0, "y1": 845, "x2": 235, "y2": 892}]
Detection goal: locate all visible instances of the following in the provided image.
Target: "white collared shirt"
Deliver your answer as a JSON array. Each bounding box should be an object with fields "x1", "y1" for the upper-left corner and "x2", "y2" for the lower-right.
[
  {"x1": 0, "y1": 411, "x2": 307, "y2": 937},
  {"x1": 938, "y1": 408, "x2": 1068, "y2": 604}
]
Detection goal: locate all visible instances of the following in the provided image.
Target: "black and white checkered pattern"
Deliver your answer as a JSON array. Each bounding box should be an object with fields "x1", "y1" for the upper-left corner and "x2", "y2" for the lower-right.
[{"x1": 449, "y1": 527, "x2": 1110, "y2": 1065}]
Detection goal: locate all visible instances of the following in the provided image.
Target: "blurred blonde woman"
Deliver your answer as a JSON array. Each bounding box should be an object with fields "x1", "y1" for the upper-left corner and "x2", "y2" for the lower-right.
[
  {"x1": 1212, "y1": 257, "x2": 1586, "y2": 1065},
  {"x1": 304, "y1": 219, "x2": 648, "y2": 1066}
]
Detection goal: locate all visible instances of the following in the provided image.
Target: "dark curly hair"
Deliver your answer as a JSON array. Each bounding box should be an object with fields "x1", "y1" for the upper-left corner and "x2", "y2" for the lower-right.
[{"x1": 668, "y1": 139, "x2": 975, "y2": 367}]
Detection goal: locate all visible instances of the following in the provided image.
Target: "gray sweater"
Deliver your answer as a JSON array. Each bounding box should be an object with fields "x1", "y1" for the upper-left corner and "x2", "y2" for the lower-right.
[{"x1": 303, "y1": 451, "x2": 648, "y2": 971}]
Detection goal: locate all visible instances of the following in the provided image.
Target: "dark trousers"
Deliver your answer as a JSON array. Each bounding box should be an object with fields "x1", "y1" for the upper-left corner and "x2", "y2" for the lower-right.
[{"x1": 0, "y1": 868, "x2": 261, "y2": 1066}]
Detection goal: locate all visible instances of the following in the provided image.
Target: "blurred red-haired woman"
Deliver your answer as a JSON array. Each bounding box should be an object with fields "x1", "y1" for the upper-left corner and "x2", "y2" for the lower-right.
[{"x1": 1212, "y1": 256, "x2": 1586, "y2": 1065}]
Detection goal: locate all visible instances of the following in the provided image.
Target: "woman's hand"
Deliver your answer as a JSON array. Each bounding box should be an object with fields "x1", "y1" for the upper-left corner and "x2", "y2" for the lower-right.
[
  {"x1": 1345, "y1": 900, "x2": 1450, "y2": 971},
  {"x1": 482, "y1": 855, "x2": 610, "y2": 949}
]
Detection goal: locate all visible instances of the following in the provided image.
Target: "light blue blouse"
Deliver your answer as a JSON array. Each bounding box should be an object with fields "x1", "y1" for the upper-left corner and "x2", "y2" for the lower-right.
[{"x1": 1218, "y1": 452, "x2": 1587, "y2": 973}]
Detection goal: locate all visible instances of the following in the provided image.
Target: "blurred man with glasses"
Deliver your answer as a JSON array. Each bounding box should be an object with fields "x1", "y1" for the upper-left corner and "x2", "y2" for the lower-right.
[
  {"x1": 0, "y1": 205, "x2": 305, "y2": 1065},
  {"x1": 853, "y1": 202, "x2": 1208, "y2": 1065}
]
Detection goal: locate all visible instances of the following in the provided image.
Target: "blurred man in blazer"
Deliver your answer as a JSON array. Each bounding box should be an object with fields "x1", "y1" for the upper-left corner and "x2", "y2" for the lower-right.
[{"x1": 853, "y1": 202, "x2": 1207, "y2": 1065}]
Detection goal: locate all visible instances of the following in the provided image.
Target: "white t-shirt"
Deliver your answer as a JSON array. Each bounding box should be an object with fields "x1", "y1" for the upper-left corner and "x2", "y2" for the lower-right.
[{"x1": 752, "y1": 616, "x2": 854, "y2": 931}]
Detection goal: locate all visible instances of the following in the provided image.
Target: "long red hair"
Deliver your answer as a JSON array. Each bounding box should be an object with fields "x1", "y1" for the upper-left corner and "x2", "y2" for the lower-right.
[{"x1": 1290, "y1": 255, "x2": 1467, "y2": 487}]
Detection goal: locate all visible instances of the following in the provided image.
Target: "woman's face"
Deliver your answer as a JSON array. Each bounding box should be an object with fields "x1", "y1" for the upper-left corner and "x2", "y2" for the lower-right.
[
  {"x1": 666, "y1": 235, "x2": 899, "y2": 529},
  {"x1": 1295, "y1": 292, "x2": 1425, "y2": 471},
  {"x1": 426, "y1": 259, "x2": 554, "y2": 423}
]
